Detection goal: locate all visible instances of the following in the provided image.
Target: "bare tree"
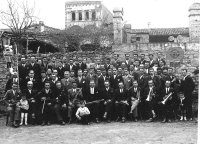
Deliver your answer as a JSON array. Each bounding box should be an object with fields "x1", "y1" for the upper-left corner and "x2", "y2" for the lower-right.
[{"x1": 0, "y1": 0, "x2": 37, "y2": 53}]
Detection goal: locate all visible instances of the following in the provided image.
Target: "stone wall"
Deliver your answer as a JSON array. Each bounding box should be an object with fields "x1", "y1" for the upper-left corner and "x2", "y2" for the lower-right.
[
  {"x1": 112, "y1": 42, "x2": 199, "y2": 73},
  {"x1": 0, "y1": 58, "x2": 8, "y2": 96}
]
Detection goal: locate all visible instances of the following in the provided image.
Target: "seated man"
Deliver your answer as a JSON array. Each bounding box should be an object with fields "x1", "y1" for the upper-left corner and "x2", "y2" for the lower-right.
[
  {"x1": 4, "y1": 82, "x2": 21, "y2": 127},
  {"x1": 38, "y1": 81, "x2": 54, "y2": 126},
  {"x1": 128, "y1": 80, "x2": 141, "y2": 121},
  {"x1": 158, "y1": 80, "x2": 174, "y2": 123},
  {"x1": 114, "y1": 82, "x2": 129, "y2": 123},
  {"x1": 22, "y1": 81, "x2": 38, "y2": 125},
  {"x1": 84, "y1": 80, "x2": 103, "y2": 123},
  {"x1": 52, "y1": 81, "x2": 68, "y2": 125},
  {"x1": 102, "y1": 80, "x2": 114, "y2": 122},
  {"x1": 67, "y1": 81, "x2": 83, "y2": 123}
]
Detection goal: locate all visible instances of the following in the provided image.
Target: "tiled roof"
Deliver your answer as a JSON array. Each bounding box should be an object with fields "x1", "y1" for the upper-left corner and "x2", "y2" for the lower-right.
[{"x1": 126, "y1": 27, "x2": 189, "y2": 36}]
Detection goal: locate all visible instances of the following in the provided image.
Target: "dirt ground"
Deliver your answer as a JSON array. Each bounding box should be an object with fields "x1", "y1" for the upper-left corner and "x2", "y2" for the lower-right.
[{"x1": 0, "y1": 118, "x2": 198, "y2": 144}]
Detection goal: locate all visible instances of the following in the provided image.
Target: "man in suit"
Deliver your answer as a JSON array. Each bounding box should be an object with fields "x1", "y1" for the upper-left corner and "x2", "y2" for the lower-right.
[
  {"x1": 4, "y1": 82, "x2": 21, "y2": 127},
  {"x1": 18, "y1": 57, "x2": 28, "y2": 91},
  {"x1": 114, "y1": 82, "x2": 129, "y2": 123},
  {"x1": 102, "y1": 81, "x2": 114, "y2": 122},
  {"x1": 147, "y1": 68, "x2": 161, "y2": 90},
  {"x1": 85, "y1": 68, "x2": 98, "y2": 87},
  {"x1": 143, "y1": 79, "x2": 158, "y2": 122},
  {"x1": 128, "y1": 80, "x2": 141, "y2": 121},
  {"x1": 53, "y1": 81, "x2": 68, "y2": 124},
  {"x1": 22, "y1": 81, "x2": 38, "y2": 124},
  {"x1": 76, "y1": 57, "x2": 87, "y2": 72},
  {"x1": 158, "y1": 80, "x2": 174, "y2": 123},
  {"x1": 180, "y1": 69, "x2": 195, "y2": 120},
  {"x1": 66, "y1": 58, "x2": 77, "y2": 76},
  {"x1": 140, "y1": 54, "x2": 146, "y2": 65},
  {"x1": 37, "y1": 70, "x2": 47, "y2": 91},
  {"x1": 61, "y1": 71, "x2": 74, "y2": 91},
  {"x1": 67, "y1": 81, "x2": 83, "y2": 123},
  {"x1": 38, "y1": 81, "x2": 54, "y2": 126},
  {"x1": 125, "y1": 54, "x2": 132, "y2": 71},
  {"x1": 26, "y1": 56, "x2": 41, "y2": 80},
  {"x1": 111, "y1": 54, "x2": 121, "y2": 69},
  {"x1": 98, "y1": 68, "x2": 110, "y2": 91},
  {"x1": 149, "y1": 54, "x2": 156, "y2": 68},
  {"x1": 25, "y1": 70, "x2": 39, "y2": 91},
  {"x1": 110, "y1": 68, "x2": 123, "y2": 90},
  {"x1": 123, "y1": 68, "x2": 134, "y2": 90},
  {"x1": 104, "y1": 58, "x2": 111, "y2": 72},
  {"x1": 84, "y1": 80, "x2": 103, "y2": 123},
  {"x1": 56, "y1": 62, "x2": 65, "y2": 79}
]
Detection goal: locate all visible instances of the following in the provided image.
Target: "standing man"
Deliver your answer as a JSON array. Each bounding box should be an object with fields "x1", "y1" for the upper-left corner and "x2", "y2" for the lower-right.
[{"x1": 180, "y1": 69, "x2": 195, "y2": 120}]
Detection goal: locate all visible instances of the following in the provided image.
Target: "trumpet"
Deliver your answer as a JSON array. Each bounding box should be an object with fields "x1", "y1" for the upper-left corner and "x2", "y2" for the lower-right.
[{"x1": 161, "y1": 92, "x2": 173, "y2": 105}]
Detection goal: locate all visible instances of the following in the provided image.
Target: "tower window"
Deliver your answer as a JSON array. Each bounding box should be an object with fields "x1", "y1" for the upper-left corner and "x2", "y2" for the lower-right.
[
  {"x1": 136, "y1": 37, "x2": 140, "y2": 41},
  {"x1": 86, "y1": 11, "x2": 89, "y2": 20},
  {"x1": 92, "y1": 11, "x2": 96, "y2": 20},
  {"x1": 72, "y1": 12, "x2": 75, "y2": 21},
  {"x1": 79, "y1": 12, "x2": 82, "y2": 20}
]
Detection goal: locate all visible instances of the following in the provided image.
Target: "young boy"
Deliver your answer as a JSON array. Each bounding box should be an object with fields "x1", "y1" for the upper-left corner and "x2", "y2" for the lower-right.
[
  {"x1": 18, "y1": 95, "x2": 29, "y2": 125},
  {"x1": 178, "y1": 92, "x2": 186, "y2": 121},
  {"x1": 75, "y1": 102, "x2": 90, "y2": 125}
]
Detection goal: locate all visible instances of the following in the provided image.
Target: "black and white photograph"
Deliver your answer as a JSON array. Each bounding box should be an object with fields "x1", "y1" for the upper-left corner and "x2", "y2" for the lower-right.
[{"x1": 0, "y1": 0, "x2": 199, "y2": 143}]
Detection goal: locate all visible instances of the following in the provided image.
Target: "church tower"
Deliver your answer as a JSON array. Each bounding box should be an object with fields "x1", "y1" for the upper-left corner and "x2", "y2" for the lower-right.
[
  {"x1": 189, "y1": 2, "x2": 200, "y2": 43},
  {"x1": 113, "y1": 7, "x2": 123, "y2": 44}
]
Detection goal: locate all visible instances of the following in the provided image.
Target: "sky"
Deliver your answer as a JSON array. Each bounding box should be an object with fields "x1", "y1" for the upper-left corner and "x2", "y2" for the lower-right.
[{"x1": 0, "y1": 0, "x2": 200, "y2": 29}]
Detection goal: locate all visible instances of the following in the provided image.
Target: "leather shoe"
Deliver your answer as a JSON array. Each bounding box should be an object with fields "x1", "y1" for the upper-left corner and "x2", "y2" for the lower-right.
[
  {"x1": 60, "y1": 121, "x2": 65, "y2": 125},
  {"x1": 121, "y1": 117, "x2": 126, "y2": 123},
  {"x1": 168, "y1": 119, "x2": 172, "y2": 123},
  {"x1": 41, "y1": 122, "x2": 46, "y2": 126},
  {"x1": 96, "y1": 118, "x2": 100, "y2": 123},
  {"x1": 162, "y1": 118, "x2": 166, "y2": 123},
  {"x1": 146, "y1": 118, "x2": 153, "y2": 122},
  {"x1": 47, "y1": 121, "x2": 51, "y2": 126},
  {"x1": 115, "y1": 117, "x2": 120, "y2": 122}
]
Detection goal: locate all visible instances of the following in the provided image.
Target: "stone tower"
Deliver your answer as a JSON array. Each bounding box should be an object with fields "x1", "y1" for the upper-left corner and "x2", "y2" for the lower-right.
[
  {"x1": 189, "y1": 2, "x2": 200, "y2": 43},
  {"x1": 113, "y1": 7, "x2": 123, "y2": 44}
]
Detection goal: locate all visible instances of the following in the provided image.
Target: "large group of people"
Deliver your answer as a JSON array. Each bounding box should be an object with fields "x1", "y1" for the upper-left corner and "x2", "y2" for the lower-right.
[{"x1": 3, "y1": 52, "x2": 198, "y2": 127}]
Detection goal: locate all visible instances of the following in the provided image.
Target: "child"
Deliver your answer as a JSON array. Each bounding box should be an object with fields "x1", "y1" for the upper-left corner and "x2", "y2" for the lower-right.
[
  {"x1": 178, "y1": 93, "x2": 186, "y2": 121},
  {"x1": 18, "y1": 95, "x2": 29, "y2": 125},
  {"x1": 75, "y1": 102, "x2": 90, "y2": 125}
]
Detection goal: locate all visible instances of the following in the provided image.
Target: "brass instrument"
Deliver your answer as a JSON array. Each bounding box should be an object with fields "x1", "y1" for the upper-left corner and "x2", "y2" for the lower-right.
[
  {"x1": 161, "y1": 92, "x2": 174, "y2": 105},
  {"x1": 146, "y1": 88, "x2": 155, "y2": 101}
]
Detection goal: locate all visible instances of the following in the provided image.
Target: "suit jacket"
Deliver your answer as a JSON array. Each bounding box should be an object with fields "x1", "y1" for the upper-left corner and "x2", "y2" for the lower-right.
[
  {"x1": 84, "y1": 87, "x2": 101, "y2": 102},
  {"x1": 147, "y1": 75, "x2": 161, "y2": 90},
  {"x1": 98, "y1": 75, "x2": 110, "y2": 90},
  {"x1": 142, "y1": 86, "x2": 158, "y2": 102},
  {"x1": 129, "y1": 87, "x2": 141, "y2": 101},
  {"x1": 76, "y1": 63, "x2": 87, "y2": 71},
  {"x1": 123, "y1": 75, "x2": 134, "y2": 90},
  {"x1": 114, "y1": 88, "x2": 129, "y2": 102},
  {"x1": 4, "y1": 89, "x2": 21, "y2": 105},
  {"x1": 159, "y1": 87, "x2": 174, "y2": 103},
  {"x1": 38, "y1": 77, "x2": 47, "y2": 91},
  {"x1": 22, "y1": 89, "x2": 38, "y2": 101},
  {"x1": 57, "y1": 67, "x2": 65, "y2": 79},
  {"x1": 104, "y1": 64, "x2": 111, "y2": 71},
  {"x1": 68, "y1": 88, "x2": 83, "y2": 104},
  {"x1": 180, "y1": 75, "x2": 195, "y2": 97},
  {"x1": 53, "y1": 88, "x2": 68, "y2": 105},
  {"x1": 138, "y1": 74, "x2": 148, "y2": 90},
  {"x1": 65, "y1": 64, "x2": 77, "y2": 72},
  {"x1": 149, "y1": 60, "x2": 157, "y2": 68},
  {"x1": 110, "y1": 74, "x2": 123, "y2": 89},
  {"x1": 26, "y1": 63, "x2": 41, "y2": 79},
  {"x1": 18, "y1": 63, "x2": 28, "y2": 80},
  {"x1": 25, "y1": 77, "x2": 39, "y2": 90},
  {"x1": 61, "y1": 78, "x2": 74, "y2": 91},
  {"x1": 101, "y1": 87, "x2": 114, "y2": 101},
  {"x1": 38, "y1": 88, "x2": 53, "y2": 104},
  {"x1": 125, "y1": 60, "x2": 132, "y2": 69},
  {"x1": 5, "y1": 78, "x2": 19, "y2": 92}
]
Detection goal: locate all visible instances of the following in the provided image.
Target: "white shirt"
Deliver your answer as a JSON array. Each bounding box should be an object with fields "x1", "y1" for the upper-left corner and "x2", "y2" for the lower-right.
[
  {"x1": 166, "y1": 87, "x2": 169, "y2": 93},
  {"x1": 120, "y1": 89, "x2": 123, "y2": 93},
  {"x1": 73, "y1": 89, "x2": 76, "y2": 93},
  {"x1": 134, "y1": 88, "x2": 137, "y2": 92},
  {"x1": 90, "y1": 87, "x2": 94, "y2": 94},
  {"x1": 76, "y1": 107, "x2": 90, "y2": 117},
  {"x1": 29, "y1": 89, "x2": 32, "y2": 94},
  {"x1": 45, "y1": 89, "x2": 49, "y2": 94},
  {"x1": 70, "y1": 65, "x2": 73, "y2": 71},
  {"x1": 106, "y1": 88, "x2": 109, "y2": 91},
  {"x1": 113, "y1": 75, "x2": 116, "y2": 79},
  {"x1": 20, "y1": 99, "x2": 29, "y2": 110}
]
